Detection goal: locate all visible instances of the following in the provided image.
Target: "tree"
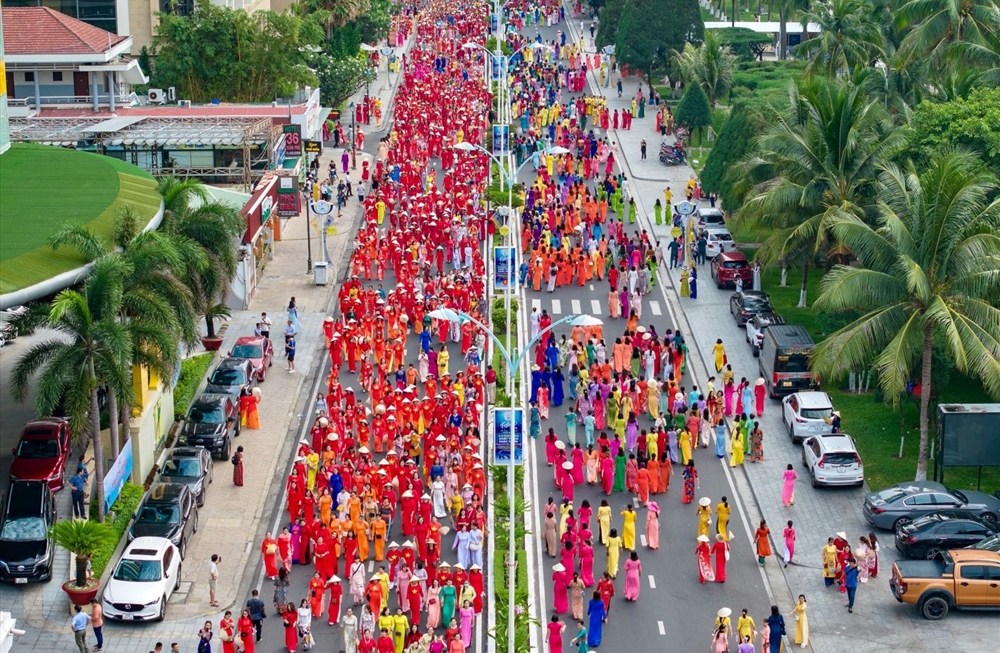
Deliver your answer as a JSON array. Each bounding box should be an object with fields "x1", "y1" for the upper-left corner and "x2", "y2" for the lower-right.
[
  {"x1": 701, "y1": 100, "x2": 773, "y2": 209},
  {"x1": 157, "y1": 177, "x2": 245, "y2": 340},
  {"x1": 615, "y1": 0, "x2": 704, "y2": 86},
  {"x1": 153, "y1": 0, "x2": 321, "y2": 102},
  {"x1": 737, "y1": 77, "x2": 905, "y2": 306},
  {"x1": 10, "y1": 261, "x2": 135, "y2": 521},
  {"x1": 909, "y1": 86, "x2": 1000, "y2": 175},
  {"x1": 795, "y1": 0, "x2": 883, "y2": 77},
  {"x1": 896, "y1": 0, "x2": 1000, "y2": 62},
  {"x1": 713, "y1": 26, "x2": 773, "y2": 61},
  {"x1": 811, "y1": 152, "x2": 1000, "y2": 480},
  {"x1": 595, "y1": 0, "x2": 624, "y2": 49},
  {"x1": 51, "y1": 519, "x2": 116, "y2": 587},
  {"x1": 768, "y1": 0, "x2": 810, "y2": 60},
  {"x1": 674, "y1": 82, "x2": 713, "y2": 144},
  {"x1": 672, "y1": 30, "x2": 738, "y2": 107},
  {"x1": 316, "y1": 52, "x2": 371, "y2": 109}
]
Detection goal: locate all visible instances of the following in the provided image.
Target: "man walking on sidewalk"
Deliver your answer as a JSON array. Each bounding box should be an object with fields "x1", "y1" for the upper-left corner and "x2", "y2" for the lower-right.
[
  {"x1": 71, "y1": 605, "x2": 90, "y2": 653},
  {"x1": 247, "y1": 589, "x2": 266, "y2": 641}
]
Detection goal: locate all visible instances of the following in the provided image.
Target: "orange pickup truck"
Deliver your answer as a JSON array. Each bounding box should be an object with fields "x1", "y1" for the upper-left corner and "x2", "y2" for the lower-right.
[{"x1": 890, "y1": 549, "x2": 1000, "y2": 619}]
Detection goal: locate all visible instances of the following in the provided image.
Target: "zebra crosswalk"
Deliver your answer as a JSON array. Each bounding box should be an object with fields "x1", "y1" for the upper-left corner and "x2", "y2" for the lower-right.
[{"x1": 527, "y1": 296, "x2": 665, "y2": 318}]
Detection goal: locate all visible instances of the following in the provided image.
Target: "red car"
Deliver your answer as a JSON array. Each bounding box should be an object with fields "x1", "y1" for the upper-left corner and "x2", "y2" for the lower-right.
[
  {"x1": 9, "y1": 418, "x2": 72, "y2": 490},
  {"x1": 228, "y1": 336, "x2": 274, "y2": 382},
  {"x1": 710, "y1": 250, "x2": 753, "y2": 289}
]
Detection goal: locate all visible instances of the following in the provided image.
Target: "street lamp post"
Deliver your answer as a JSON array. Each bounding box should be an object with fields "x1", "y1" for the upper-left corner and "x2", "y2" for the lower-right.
[{"x1": 428, "y1": 309, "x2": 602, "y2": 653}]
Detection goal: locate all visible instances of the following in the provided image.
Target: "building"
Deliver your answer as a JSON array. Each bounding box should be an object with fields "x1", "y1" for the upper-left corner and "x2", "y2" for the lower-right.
[
  {"x1": 2, "y1": 6, "x2": 147, "y2": 112},
  {"x1": 0, "y1": 7, "x2": 9, "y2": 155}
]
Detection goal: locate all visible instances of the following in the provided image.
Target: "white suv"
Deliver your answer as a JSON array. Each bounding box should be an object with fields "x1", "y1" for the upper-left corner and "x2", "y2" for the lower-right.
[
  {"x1": 801, "y1": 434, "x2": 865, "y2": 488},
  {"x1": 102, "y1": 537, "x2": 181, "y2": 622},
  {"x1": 782, "y1": 391, "x2": 835, "y2": 443}
]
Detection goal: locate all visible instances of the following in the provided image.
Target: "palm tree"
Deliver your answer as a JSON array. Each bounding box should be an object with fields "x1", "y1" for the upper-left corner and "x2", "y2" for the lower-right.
[
  {"x1": 769, "y1": 0, "x2": 810, "y2": 60},
  {"x1": 811, "y1": 151, "x2": 1000, "y2": 480},
  {"x1": 157, "y1": 176, "x2": 245, "y2": 340},
  {"x1": 671, "y1": 30, "x2": 738, "y2": 109},
  {"x1": 50, "y1": 209, "x2": 198, "y2": 457},
  {"x1": 737, "y1": 77, "x2": 905, "y2": 306},
  {"x1": 299, "y1": 0, "x2": 371, "y2": 43},
  {"x1": 795, "y1": 0, "x2": 884, "y2": 77},
  {"x1": 11, "y1": 259, "x2": 135, "y2": 521},
  {"x1": 896, "y1": 0, "x2": 1000, "y2": 62}
]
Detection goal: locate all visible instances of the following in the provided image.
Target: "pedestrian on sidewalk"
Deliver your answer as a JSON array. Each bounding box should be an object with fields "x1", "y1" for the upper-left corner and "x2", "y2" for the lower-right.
[
  {"x1": 247, "y1": 589, "x2": 267, "y2": 641},
  {"x1": 260, "y1": 312, "x2": 272, "y2": 340},
  {"x1": 844, "y1": 558, "x2": 860, "y2": 613},
  {"x1": 89, "y1": 598, "x2": 104, "y2": 651},
  {"x1": 71, "y1": 605, "x2": 90, "y2": 653},
  {"x1": 640, "y1": 139, "x2": 646, "y2": 160},
  {"x1": 286, "y1": 336, "x2": 297, "y2": 372},
  {"x1": 69, "y1": 468, "x2": 87, "y2": 518},
  {"x1": 209, "y1": 554, "x2": 221, "y2": 607},
  {"x1": 233, "y1": 446, "x2": 245, "y2": 486}
]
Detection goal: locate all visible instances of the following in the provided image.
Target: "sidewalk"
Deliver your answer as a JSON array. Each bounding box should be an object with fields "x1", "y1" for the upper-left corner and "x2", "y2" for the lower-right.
[
  {"x1": 7, "y1": 46, "x2": 407, "y2": 653},
  {"x1": 562, "y1": 10, "x2": 993, "y2": 652}
]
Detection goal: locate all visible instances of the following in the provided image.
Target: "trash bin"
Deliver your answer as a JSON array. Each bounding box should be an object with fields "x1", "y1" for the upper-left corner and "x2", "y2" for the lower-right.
[{"x1": 313, "y1": 261, "x2": 328, "y2": 286}]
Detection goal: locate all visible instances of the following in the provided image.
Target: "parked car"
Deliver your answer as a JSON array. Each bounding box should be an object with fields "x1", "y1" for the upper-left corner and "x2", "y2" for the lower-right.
[
  {"x1": 127, "y1": 483, "x2": 198, "y2": 559},
  {"x1": 800, "y1": 433, "x2": 865, "y2": 488},
  {"x1": 970, "y1": 533, "x2": 1000, "y2": 552},
  {"x1": 158, "y1": 447, "x2": 214, "y2": 507},
  {"x1": 205, "y1": 358, "x2": 256, "y2": 397},
  {"x1": 0, "y1": 481, "x2": 56, "y2": 583},
  {"x1": 895, "y1": 511, "x2": 1000, "y2": 560},
  {"x1": 9, "y1": 418, "x2": 72, "y2": 491},
  {"x1": 228, "y1": 336, "x2": 274, "y2": 382},
  {"x1": 890, "y1": 549, "x2": 1000, "y2": 619},
  {"x1": 102, "y1": 537, "x2": 181, "y2": 622},
  {"x1": 702, "y1": 227, "x2": 734, "y2": 259},
  {"x1": 697, "y1": 207, "x2": 726, "y2": 229},
  {"x1": 782, "y1": 391, "x2": 836, "y2": 443},
  {"x1": 745, "y1": 313, "x2": 785, "y2": 357},
  {"x1": 758, "y1": 325, "x2": 819, "y2": 399},
  {"x1": 863, "y1": 481, "x2": 1000, "y2": 531},
  {"x1": 710, "y1": 251, "x2": 753, "y2": 289},
  {"x1": 730, "y1": 290, "x2": 774, "y2": 326},
  {"x1": 180, "y1": 393, "x2": 240, "y2": 460}
]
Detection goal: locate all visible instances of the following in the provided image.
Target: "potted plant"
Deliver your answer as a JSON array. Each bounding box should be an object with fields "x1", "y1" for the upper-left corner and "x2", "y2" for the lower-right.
[
  {"x1": 51, "y1": 519, "x2": 116, "y2": 605},
  {"x1": 200, "y1": 302, "x2": 231, "y2": 351}
]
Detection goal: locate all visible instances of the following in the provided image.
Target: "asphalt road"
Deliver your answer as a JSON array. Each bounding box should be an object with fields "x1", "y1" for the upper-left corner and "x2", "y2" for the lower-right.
[{"x1": 510, "y1": 15, "x2": 774, "y2": 652}]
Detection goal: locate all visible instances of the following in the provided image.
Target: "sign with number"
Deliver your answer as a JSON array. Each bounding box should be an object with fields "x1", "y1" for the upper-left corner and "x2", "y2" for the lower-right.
[
  {"x1": 283, "y1": 124, "x2": 302, "y2": 158},
  {"x1": 493, "y1": 407, "x2": 524, "y2": 465},
  {"x1": 304, "y1": 140, "x2": 322, "y2": 155}
]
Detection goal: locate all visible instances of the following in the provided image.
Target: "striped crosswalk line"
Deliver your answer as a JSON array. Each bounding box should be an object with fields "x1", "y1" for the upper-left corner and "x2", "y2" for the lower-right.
[
  {"x1": 571, "y1": 299, "x2": 581, "y2": 315},
  {"x1": 590, "y1": 299, "x2": 602, "y2": 315},
  {"x1": 650, "y1": 300, "x2": 662, "y2": 316},
  {"x1": 531, "y1": 298, "x2": 542, "y2": 312},
  {"x1": 551, "y1": 299, "x2": 562, "y2": 314}
]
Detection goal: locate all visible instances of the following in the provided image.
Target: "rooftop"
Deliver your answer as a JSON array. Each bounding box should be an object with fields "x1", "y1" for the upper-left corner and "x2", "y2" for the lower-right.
[{"x1": 1, "y1": 7, "x2": 129, "y2": 56}]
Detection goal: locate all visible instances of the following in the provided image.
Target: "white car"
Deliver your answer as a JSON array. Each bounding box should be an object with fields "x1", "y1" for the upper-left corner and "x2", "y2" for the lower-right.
[
  {"x1": 697, "y1": 207, "x2": 725, "y2": 229},
  {"x1": 102, "y1": 537, "x2": 181, "y2": 622},
  {"x1": 801, "y1": 433, "x2": 865, "y2": 488},
  {"x1": 782, "y1": 391, "x2": 836, "y2": 443},
  {"x1": 703, "y1": 227, "x2": 734, "y2": 259}
]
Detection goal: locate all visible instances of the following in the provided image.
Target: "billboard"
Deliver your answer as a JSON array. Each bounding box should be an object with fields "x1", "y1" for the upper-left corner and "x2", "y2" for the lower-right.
[
  {"x1": 493, "y1": 246, "x2": 517, "y2": 291},
  {"x1": 493, "y1": 407, "x2": 524, "y2": 465}
]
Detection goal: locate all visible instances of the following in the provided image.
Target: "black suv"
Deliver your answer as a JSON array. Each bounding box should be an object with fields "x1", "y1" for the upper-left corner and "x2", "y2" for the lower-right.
[
  {"x1": 0, "y1": 480, "x2": 57, "y2": 583},
  {"x1": 128, "y1": 483, "x2": 199, "y2": 559},
  {"x1": 730, "y1": 290, "x2": 775, "y2": 326},
  {"x1": 181, "y1": 393, "x2": 239, "y2": 460},
  {"x1": 158, "y1": 447, "x2": 214, "y2": 507},
  {"x1": 205, "y1": 358, "x2": 256, "y2": 397}
]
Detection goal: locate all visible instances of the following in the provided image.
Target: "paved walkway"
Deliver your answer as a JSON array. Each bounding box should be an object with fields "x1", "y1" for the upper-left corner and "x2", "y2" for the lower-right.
[
  {"x1": 5, "y1": 45, "x2": 408, "y2": 653},
  {"x1": 560, "y1": 9, "x2": 993, "y2": 651}
]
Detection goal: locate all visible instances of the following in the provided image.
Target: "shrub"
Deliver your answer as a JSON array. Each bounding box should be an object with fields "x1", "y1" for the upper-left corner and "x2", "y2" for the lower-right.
[{"x1": 173, "y1": 353, "x2": 215, "y2": 420}]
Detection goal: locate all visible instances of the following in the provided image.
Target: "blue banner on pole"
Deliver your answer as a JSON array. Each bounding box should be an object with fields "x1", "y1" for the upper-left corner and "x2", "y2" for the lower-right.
[
  {"x1": 492, "y1": 124, "x2": 509, "y2": 154},
  {"x1": 493, "y1": 246, "x2": 517, "y2": 291},
  {"x1": 104, "y1": 437, "x2": 132, "y2": 512},
  {"x1": 493, "y1": 408, "x2": 524, "y2": 465}
]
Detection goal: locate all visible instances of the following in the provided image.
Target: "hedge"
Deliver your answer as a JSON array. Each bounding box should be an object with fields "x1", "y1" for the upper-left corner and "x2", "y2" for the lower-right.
[
  {"x1": 89, "y1": 482, "x2": 145, "y2": 579},
  {"x1": 491, "y1": 465, "x2": 534, "y2": 653},
  {"x1": 173, "y1": 353, "x2": 215, "y2": 420}
]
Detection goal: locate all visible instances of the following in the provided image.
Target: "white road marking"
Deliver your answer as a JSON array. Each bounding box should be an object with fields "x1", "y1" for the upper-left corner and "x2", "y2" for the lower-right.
[
  {"x1": 532, "y1": 298, "x2": 542, "y2": 311},
  {"x1": 657, "y1": 621, "x2": 666, "y2": 635},
  {"x1": 650, "y1": 300, "x2": 662, "y2": 316},
  {"x1": 368, "y1": 561, "x2": 374, "y2": 572},
  {"x1": 589, "y1": 284, "x2": 595, "y2": 291},
  {"x1": 590, "y1": 299, "x2": 601, "y2": 315},
  {"x1": 648, "y1": 575, "x2": 656, "y2": 589},
  {"x1": 640, "y1": 534, "x2": 648, "y2": 547},
  {"x1": 552, "y1": 299, "x2": 562, "y2": 314},
  {"x1": 571, "y1": 299, "x2": 582, "y2": 314}
]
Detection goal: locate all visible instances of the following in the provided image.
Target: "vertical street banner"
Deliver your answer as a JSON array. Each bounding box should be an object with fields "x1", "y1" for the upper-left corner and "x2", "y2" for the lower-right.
[
  {"x1": 493, "y1": 245, "x2": 517, "y2": 291},
  {"x1": 492, "y1": 124, "x2": 509, "y2": 154},
  {"x1": 493, "y1": 407, "x2": 524, "y2": 465}
]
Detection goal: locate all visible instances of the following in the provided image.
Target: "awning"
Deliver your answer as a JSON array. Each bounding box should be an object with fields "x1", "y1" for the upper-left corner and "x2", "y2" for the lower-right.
[
  {"x1": 81, "y1": 116, "x2": 146, "y2": 133},
  {"x1": 78, "y1": 60, "x2": 150, "y2": 85}
]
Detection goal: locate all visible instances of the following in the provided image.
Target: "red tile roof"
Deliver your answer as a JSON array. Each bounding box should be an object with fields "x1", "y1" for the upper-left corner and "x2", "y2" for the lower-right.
[
  {"x1": 39, "y1": 104, "x2": 311, "y2": 118},
  {"x1": 1, "y1": 7, "x2": 129, "y2": 56}
]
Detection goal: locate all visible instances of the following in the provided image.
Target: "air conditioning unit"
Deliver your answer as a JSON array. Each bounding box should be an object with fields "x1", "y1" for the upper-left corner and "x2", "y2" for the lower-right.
[
  {"x1": 167, "y1": 87, "x2": 176, "y2": 101},
  {"x1": 148, "y1": 88, "x2": 166, "y2": 104},
  {"x1": 178, "y1": 99, "x2": 192, "y2": 108}
]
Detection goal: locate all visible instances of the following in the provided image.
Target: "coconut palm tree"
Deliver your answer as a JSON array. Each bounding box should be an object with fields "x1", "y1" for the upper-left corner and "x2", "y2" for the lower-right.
[
  {"x1": 736, "y1": 77, "x2": 906, "y2": 306},
  {"x1": 671, "y1": 30, "x2": 738, "y2": 109},
  {"x1": 769, "y1": 0, "x2": 811, "y2": 60},
  {"x1": 896, "y1": 0, "x2": 1000, "y2": 62},
  {"x1": 157, "y1": 176, "x2": 245, "y2": 340},
  {"x1": 795, "y1": 0, "x2": 884, "y2": 77},
  {"x1": 811, "y1": 151, "x2": 1000, "y2": 480},
  {"x1": 10, "y1": 259, "x2": 135, "y2": 521}
]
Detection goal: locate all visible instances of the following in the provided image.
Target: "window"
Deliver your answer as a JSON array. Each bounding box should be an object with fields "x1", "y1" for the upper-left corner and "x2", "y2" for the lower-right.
[
  {"x1": 904, "y1": 494, "x2": 935, "y2": 506},
  {"x1": 52, "y1": 72, "x2": 64, "y2": 82},
  {"x1": 113, "y1": 559, "x2": 162, "y2": 582},
  {"x1": 162, "y1": 547, "x2": 174, "y2": 571},
  {"x1": 959, "y1": 565, "x2": 987, "y2": 580},
  {"x1": 25, "y1": 72, "x2": 35, "y2": 83},
  {"x1": 930, "y1": 493, "x2": 960, "y2": 506}
]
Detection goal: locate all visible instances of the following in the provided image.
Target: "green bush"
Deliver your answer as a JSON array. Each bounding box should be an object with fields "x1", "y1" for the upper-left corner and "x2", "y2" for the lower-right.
[
  {"x1": 89, "y1": 482, "x2": 145, "y2": 579},
  {"x1": 173, "y1": 353, "x2": 215, "y2": 420},
  {"x1": 712, "y1": 27, "x2": 771, "y2": 62},
  {"x1": 491, "y1": 297, "x2": 519, "y2": 333}
]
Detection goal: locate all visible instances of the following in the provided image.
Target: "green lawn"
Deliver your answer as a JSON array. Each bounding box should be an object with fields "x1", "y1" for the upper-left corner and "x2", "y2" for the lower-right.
[
  {"x1": 0, "y1": 144, "x2": 160, "y2": 295},
  {"x1": 747, "y1": 260, "x2": 999, "y2": 491}
]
